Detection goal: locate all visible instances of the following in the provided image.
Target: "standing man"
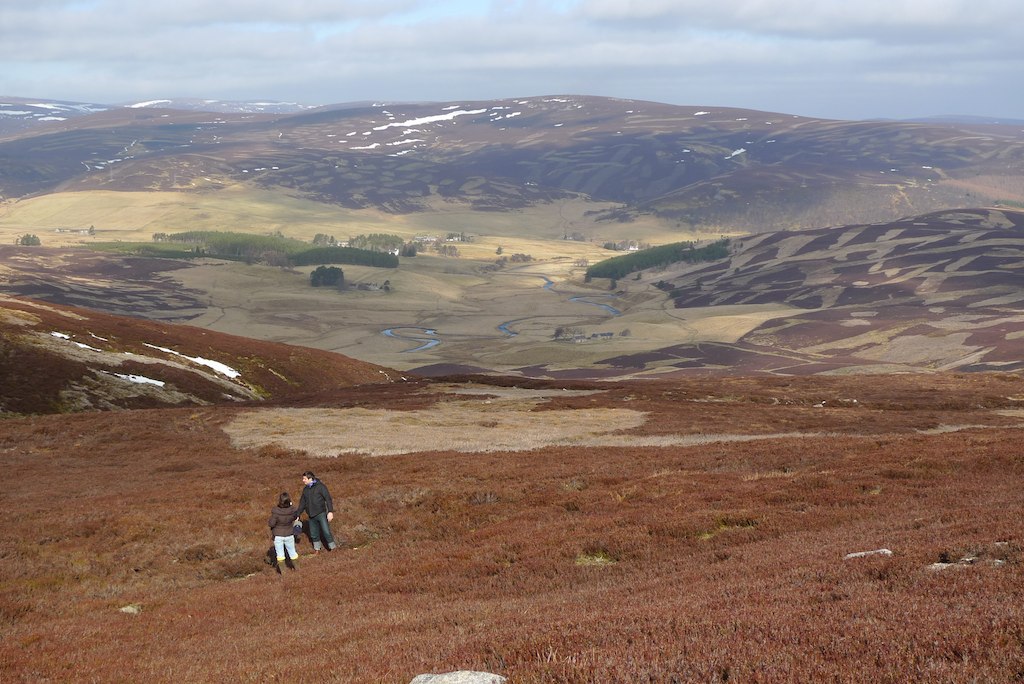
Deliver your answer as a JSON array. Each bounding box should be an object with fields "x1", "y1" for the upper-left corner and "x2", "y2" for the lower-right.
[{"x1": 296, "y1": 470, "x2": 338, "y2": 553}]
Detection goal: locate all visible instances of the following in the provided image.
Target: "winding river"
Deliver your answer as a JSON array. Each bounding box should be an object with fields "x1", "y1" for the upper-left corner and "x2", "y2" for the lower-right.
[{"x1": 382, "y1": 274, "x2": 621, "y2": 351}]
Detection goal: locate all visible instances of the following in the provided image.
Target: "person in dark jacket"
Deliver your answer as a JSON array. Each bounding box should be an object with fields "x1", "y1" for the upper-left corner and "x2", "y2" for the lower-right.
[
  {"x1": 296, "y1": 471, "x2": 337, "y2": 552},
  {"x1": 268, "y1": 491, "x2": 299, "y2": 571}
]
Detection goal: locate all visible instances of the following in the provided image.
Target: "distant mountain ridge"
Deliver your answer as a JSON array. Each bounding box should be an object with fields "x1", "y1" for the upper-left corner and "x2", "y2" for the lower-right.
[
  {"x1": 2, "y1": 94, "x2": 1022, "y2": 233},
  {"x1": 0, "y1": 96, "x2": 317, "y2": 132}
]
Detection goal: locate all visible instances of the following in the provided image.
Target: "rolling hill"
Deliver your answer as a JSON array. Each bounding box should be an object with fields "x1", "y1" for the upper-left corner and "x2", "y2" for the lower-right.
[
  {"x1": 2, "y1": 95, "x2": 1023, "y2": 233},
  {"x1": 593, "y1": 208, "x2": 1024, "y2": 376}
]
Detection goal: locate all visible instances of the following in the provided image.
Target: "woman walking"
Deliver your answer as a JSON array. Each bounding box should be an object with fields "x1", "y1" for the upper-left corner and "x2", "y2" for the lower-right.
[{"x1": 268, "y1": 492, "x2": 300, "y2": 572}]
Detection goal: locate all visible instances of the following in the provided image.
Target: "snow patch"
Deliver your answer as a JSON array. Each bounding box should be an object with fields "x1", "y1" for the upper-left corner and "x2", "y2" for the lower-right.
[
  {"x1": 143, "y1": 344, "x2": 240, "y2": 378},
  {"x1": 127, "y1": 100, "x2": 172, "y2": 109},
  {"x1": 372, "y1": 109, "x2": 487, "y2": 132},
  {"x1": 101, "y1": 370, "x2": 166, "y2": 387}
]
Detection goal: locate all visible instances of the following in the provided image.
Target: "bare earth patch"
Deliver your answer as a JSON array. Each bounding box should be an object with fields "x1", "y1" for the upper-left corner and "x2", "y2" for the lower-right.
[
  {"x1": 222, "y1": 385, "x2": 893, "y2": 456},
  {"x1": 224, "y1": 396, "x2": 647, "y2": 456}
]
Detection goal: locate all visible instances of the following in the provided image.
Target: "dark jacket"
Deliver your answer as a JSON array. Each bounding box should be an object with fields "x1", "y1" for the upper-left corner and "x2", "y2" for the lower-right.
[
  {"x1": 296, "y1": 480, "x2": 334, "y2": 519},
  {"x1": 268, "y1": 505, "x2": 298, "y2": 538}
]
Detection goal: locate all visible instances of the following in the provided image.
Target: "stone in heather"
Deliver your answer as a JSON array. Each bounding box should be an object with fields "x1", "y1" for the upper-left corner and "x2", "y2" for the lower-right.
[{"x1": 409, "y1": 671, "x2": 507, "y2": 684}]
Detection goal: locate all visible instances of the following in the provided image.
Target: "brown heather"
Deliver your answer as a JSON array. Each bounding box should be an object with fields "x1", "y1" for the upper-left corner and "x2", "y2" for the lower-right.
[{"x1": 1, "y1": 373, "x2": 1024, "y2": 682}]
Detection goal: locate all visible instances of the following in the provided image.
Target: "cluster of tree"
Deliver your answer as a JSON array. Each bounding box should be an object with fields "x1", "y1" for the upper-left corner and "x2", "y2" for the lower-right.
[
  {"x1": 553, "y1": 327, "x2": 632, "y2": 341},
  {"x1": 293, "y1": 247, "x2": 398, "y2": 268},
  {"x1": 310, "y1": 265, "x2": 344, "y2": 288},
  {"x1": 15, "y1": 234, "x2": 41, "y2": 246},
  {"x1": 150, "y1": 231, "x2": 397, "y2": 268},
  {"x1": 553, "y1": 326, "x2": 585, "y2": 340},
  {"x1": 602, "y1": 240, "x2": 649, "y2": 251},
  {"x1": 494, "y1": 253, "x2": 534, "y2": 267},
  {"x1": 586, "y1": 239, "x2": 730, "y2": 281},
  {"x1": 348, "y1": 233, "x2": 404, "y2": 253},
  {"x1": 153, "y1": 230, "x2": 300, "y2": 259},
  {"x1": 312, "y1": 233, "x2": 338, "y2": 246},
  {"x1": 435, "y1": 243, "x2": 460, "y2": 257}
]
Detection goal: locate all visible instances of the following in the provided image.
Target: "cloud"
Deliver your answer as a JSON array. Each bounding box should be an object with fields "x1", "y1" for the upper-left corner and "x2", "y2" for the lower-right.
[
  {"x1": 0, "y1": 0, "x2": 1021, "y2": 119},
  {"x1": 576, "y1": 0, "x2": 1020, "y2": 38}
]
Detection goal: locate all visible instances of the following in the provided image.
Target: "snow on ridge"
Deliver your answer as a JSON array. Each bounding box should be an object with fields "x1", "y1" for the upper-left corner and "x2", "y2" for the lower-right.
[
  {"x1": 101, "y1": 370, "x2": 165, "y2": 387},
  {"x1": 127, "y1": 100, "x2": 172, "y2": 109},
  {"x1": 143, "y1": 343, "x2": 241, "y2": 378},
  {"x1": 50, "y1": 331, "x2": 101, "y2": 352},
  {"x1": 372, "y1": 108, "x2": 487, "y2": 132}
]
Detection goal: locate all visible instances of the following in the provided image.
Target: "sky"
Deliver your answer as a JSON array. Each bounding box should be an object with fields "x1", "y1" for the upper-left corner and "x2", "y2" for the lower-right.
[{"x1": 1, "y1": 0, "x2": 1021, "y2": 121}]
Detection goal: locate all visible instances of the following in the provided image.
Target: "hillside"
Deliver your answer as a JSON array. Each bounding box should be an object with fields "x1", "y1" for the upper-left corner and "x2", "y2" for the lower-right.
[
  {"x1": 593, "y1": 207, "x2": 1024, "y2": 376},
  {"x1": 2, "y1": 95, "x2": 1023, "y2": 234},
  {"x1": 0, "y1": 295, "x2": 401, "y2": 415},
  {"x1": 1, "y1": 372, "x2": 1023, "y2": 680}
]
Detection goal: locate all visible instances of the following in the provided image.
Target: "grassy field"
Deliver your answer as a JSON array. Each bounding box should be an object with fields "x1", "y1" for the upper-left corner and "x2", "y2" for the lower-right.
[
  {"x1": 0, "y1": 188, "x2": 402, "y2": 246},
  {"x1": 0, "y1": 189, "x2": 699, "y2": 249}
]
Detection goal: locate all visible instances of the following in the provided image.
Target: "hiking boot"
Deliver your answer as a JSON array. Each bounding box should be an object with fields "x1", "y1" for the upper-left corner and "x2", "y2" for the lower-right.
[{"x1": 285, "y1": 556, "x2": 297, "y2": 570}]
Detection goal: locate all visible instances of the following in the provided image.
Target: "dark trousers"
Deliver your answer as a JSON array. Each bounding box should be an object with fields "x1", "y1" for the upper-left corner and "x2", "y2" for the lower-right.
[{"x1": 309, "y1": 512, "x2": 337, "y2": 550}]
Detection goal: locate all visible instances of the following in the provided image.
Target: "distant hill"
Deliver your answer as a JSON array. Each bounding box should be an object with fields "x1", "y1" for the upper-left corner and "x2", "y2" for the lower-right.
[
  {"x1": 595, "y1": 208, "x2": 1024, "y2": 376},
  {"x1": 0, "y1": 97, "x2": 109, "y2": 135},
  {"x1": 1, "y1": 95, "x2": 1022, "y2": 233},
  {"x1": 0, "y1": 295, "x2": 402, "y2": 415},
  {"x1": 0, "y1": 96, "x2": 317, "y2": 136}
]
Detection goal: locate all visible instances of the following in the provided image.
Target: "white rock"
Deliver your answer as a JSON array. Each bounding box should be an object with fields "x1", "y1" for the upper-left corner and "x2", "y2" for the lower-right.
[
  {"x1": 844, "y1": 548, "x2": 893, "y2": 560},
  {"x1": 409, "y1": 672, "x2": 506, "y2": 684}
]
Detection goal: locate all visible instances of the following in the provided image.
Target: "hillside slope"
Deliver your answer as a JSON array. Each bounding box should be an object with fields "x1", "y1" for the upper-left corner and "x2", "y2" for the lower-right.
[
  {"x1": 1, "y1": 373, "x2": 1023, "y2": 681},
  {"x1": 597, "y1": 208, "x2": 1024, "y2": 375},
  {"x1": 0, "y1": 295, "x2": 401, "y2": 414},
  {"x1": 2, "y1": 96, "x2": 1022, "y2": 233}
]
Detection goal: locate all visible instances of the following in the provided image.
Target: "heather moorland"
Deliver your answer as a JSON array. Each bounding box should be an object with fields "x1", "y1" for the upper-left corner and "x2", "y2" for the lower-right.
[{"x1": 2, "y1": 372, "x2": 1023, "y2": 682}]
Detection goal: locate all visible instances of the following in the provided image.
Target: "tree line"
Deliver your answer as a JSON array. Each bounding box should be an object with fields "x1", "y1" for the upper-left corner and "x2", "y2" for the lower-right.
[
  {"x1": 585, "y1": 239, "x2": 730, "y2": 281},
  {"x1": 149, "y1": 231, "x2": 398, "y2": 268}
]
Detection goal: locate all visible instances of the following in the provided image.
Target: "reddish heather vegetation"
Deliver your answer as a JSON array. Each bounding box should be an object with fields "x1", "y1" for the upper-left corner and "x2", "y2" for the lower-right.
[
  {"x1": 1, "y1": 373, "x2": 1023, "y2": 682},
  {"x1": 0, "y1": 295, "x2": 398, "y2": 414}
]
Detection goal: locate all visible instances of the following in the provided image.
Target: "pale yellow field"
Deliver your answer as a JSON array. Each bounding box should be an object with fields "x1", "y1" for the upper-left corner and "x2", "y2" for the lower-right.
[{"x1": 0, "y1": 189, "x2": 693, "y2": 250}]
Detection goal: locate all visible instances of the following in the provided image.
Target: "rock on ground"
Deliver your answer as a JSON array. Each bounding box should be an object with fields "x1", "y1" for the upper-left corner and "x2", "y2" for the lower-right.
[{"x1": 409, "y1": 671, "x2": 507, "y2": 684}]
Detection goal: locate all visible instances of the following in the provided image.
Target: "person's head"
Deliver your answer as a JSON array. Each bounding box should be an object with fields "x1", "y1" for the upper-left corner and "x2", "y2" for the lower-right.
[
  {"x1": 302, "y1": 471, "x2": 316, "y2": 486},
  {"x1": 278, "y1": 492, "x2": 292, "y2": 508}
]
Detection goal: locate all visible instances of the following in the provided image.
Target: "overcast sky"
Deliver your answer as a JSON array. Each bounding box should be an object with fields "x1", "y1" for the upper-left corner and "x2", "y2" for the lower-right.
[{"x1": 1, "y1": 0, "x2": 1021, "y2": 120}]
